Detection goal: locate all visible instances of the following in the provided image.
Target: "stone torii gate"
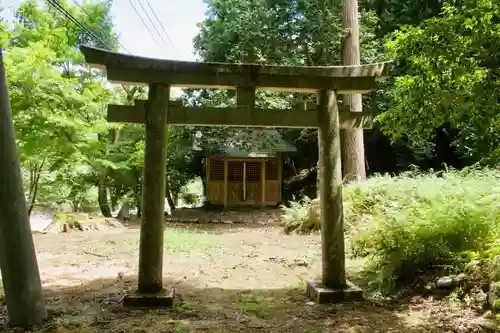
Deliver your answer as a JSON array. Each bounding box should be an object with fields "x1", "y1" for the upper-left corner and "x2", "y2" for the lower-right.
[{"x1": 80, "y1": 46, "x2": 392, "y2": 304}]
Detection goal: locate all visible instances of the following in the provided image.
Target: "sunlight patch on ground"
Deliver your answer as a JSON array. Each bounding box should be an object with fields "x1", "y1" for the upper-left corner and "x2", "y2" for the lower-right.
[{"x1": 396, "y1": 310, "x2": 426, "y2": 328}]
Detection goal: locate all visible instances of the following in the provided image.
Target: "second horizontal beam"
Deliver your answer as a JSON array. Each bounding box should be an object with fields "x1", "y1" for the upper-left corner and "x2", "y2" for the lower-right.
[{"x1": 107, "y1": 104, "x2": 374, "y2": 129}]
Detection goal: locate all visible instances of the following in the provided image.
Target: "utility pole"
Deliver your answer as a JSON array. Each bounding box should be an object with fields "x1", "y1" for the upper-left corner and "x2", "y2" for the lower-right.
[
  {"x1": 341, "y1": 0, "x2": 366, "y2": 182},
  {"x1": 0, "y1": 49, "x2": 47, "y2": 327}
]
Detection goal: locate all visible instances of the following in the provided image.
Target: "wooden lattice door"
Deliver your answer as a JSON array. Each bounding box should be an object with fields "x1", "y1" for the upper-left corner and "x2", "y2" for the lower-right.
[
  {"x1": 226, "y1": 160, "x2": 262, "y2": 205},
  {"x1": 227, "y1": 161, "x2": 243, "y2": 203},
  {"x1": 244, "y1": 161, "x2": 261, "y2": 203}
]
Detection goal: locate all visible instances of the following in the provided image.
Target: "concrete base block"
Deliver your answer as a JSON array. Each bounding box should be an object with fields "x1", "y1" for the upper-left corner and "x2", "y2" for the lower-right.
[
  {"x1": 306, "y1": 280, "x2": 363, "y2": 304},
  {"x1": 123, "y1": 286, "x2": 175, "y2": 308}
]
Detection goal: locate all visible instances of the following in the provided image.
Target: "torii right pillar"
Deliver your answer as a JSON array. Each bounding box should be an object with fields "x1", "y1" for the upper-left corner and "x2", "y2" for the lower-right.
[{"x1": 306, "y1": 89, "x2": 363, "y2": 303}]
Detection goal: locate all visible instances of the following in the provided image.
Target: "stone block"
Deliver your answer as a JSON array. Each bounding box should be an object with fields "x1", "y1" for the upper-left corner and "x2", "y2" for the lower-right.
[
  {"x1": 306, "y1": 280, "x2": 363, "y2": 304},
  {"x1": 123, "y1": 286, "x2": 175, "y2": 308}
]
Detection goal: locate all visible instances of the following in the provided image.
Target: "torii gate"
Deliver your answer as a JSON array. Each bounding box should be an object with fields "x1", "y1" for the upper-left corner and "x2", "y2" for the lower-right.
[{"x1": 80, "y1": 46, "x2": 392, "y2": 304}]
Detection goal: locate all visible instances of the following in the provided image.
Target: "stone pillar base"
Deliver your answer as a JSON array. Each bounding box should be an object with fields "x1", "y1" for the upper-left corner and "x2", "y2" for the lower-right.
[
  {"x1": 123, "y1": 286, "x2": 175, "y2": 308},
  {"x1": 306, "y1": 280, "x2": 363, "y2": 304}
]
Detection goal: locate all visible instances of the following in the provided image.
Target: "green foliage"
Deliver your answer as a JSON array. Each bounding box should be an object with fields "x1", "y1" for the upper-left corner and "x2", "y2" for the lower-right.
[
  {"x1": 13, "y1": 0, "x2": 119, "y2": 52},
  {"x1": 379, "y1": 0, "x2": 500, "y2": 163},
  {"x1": 166, "y1": 126, "x2": 201, "y2": 196},
  {"x1": 282, "y1": 168, "x2": 500, "y2": 294},
  {"x1": 0, "y1": 1, "x2": 203, "y2": 216},
  {"x1": 6, "y1": 0, "x2": 499, "y2": 222},
  {"x1": 363, "y1": 0, "x2": 443, "y2": 36},
  {"x1": 196, "y1": 0, "x2": 383, "y2": 65},
  {"x1": 348, "y1": 167, "x2": 500, "y2": 293},
  {"x1": 463, "y1": 237, "x2": 500, "y2": 285},
  {"x1": 280, "y1": 196, "x2": 318, "y2": 234},
  {"x1": 1, "y1": 0, "x2": 120, "y2": 213},
  {"x1": 179, "y1": 178, "x2": 204, "y2": 206},
  {"x1": 191, "y1": 0, "x2": 391, "y2": 180}
]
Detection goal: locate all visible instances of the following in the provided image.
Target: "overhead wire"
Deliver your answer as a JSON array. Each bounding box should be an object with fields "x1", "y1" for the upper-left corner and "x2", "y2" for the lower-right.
[
  {"x1": 49, "y1": 0, "x2": 172, "y2": 56},
  {"x1": 142, "y1": 0, "x2": 175, "y2": 48},
  {"x1": 134, "y1": 0, "x2": 170, "y2": 49},
  {"x1": 45, "y1": 0, "x2": 141, "y2": 99},
  {"x1": 127, "y1": 0, "x2": 165, "y2": 51},
  {"x1": 46, "y1": 0, "x2": 110, "y2": 49},
  {"x1": 69, "y1": 0, "x2": 131, "y2": 53}
]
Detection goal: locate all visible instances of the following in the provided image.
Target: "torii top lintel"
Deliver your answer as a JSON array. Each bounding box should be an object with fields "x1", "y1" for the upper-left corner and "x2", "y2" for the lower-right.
[{"x1": 80, "y1": 45, "x2": 393, "y2": 94}]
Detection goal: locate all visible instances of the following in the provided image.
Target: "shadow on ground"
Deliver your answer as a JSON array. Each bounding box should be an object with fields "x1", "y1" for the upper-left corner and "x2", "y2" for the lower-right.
[
  {"x1": 124, "y1": 207, "x2": 283, "y2": 234},
  {"x1": 0, "y1": 275, "x2": 485, "y2": 333},
  {"x1": 124, "y1": 219, "x2": 282, "y2": 235}
]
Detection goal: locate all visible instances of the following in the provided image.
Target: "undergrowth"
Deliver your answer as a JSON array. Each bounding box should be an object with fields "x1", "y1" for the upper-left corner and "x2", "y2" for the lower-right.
[{"x1": 281, "y1": 167, "x2": 500, "y2": 294}]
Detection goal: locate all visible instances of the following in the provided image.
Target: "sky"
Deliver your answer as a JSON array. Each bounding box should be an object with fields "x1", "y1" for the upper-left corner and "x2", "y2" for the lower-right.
[
  {"x1": 110, "y1": 0, "x2": 207, "y2": 61},
  {"x1": 0, "y1": 0, "x2": 208, "y2": 61}
]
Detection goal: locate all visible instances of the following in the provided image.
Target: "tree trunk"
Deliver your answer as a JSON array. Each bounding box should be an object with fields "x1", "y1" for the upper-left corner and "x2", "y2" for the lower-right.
[
  {"x1": 108, "y1": 127, "x2": 121, "y2": 213},
  {"x1": 117, "y1": 200, "x2": 130, "y2": 221},
  {"x1": 27, "y1": 159, "x2": 45, "y2": 217},
  {"x1": 96, "y1": 126, "x2": 119, "y2": 218},
  {"x1": 97, "y1": 172, "x2": 112, "y2": 217},
  {"x1": 0, "y1": 50, "x2": 47, "y2": 327},
  {"x1": 165, "y1": 180, "x2": 176, "y2": 214},
  {"x1": 341, "y1": 0, "x2": 366, "y2": 182},
  {"x1": 201, "y1": 175, "x2": 207, "y2": 201}
]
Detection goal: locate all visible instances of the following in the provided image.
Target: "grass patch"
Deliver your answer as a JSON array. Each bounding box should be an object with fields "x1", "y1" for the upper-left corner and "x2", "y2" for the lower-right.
[
  {"x1": 163, "y1": 229, "x2": 220, "y2": 253},
  {"x1": 134, "y1": 229, "x2": 220, "y2": 253}
]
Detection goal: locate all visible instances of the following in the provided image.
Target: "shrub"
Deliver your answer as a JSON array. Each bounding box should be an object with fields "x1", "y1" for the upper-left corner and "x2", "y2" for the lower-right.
[
  {"x1": 279, "y1": 174, "x2": 408, "y2": 235},
  {"x1": 281, "y1": 167, "x2": 500, "y2": 293},
  {"x1": 349, "y1": 167, "x2": 500, "y2": 293},
  {"x1": 181, "y1": 192, "x2": 201, "y2": 206},
  {"x1": 179, "y1": 178, "x2": 204, "y2": 207},
  {"x1": 280, "y1": 196, "x2": 319, "y2": 234}
]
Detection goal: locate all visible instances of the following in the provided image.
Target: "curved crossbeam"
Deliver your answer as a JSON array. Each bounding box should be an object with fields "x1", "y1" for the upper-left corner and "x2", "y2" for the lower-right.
[{"x1": 80, "y1": 45, "x2": 392, "y2": 93}]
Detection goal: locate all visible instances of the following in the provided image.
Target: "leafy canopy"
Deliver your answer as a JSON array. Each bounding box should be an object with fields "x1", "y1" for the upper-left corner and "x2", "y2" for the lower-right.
[{"x1": 379, "y1": 0, "x2": 500, "y2": 163}]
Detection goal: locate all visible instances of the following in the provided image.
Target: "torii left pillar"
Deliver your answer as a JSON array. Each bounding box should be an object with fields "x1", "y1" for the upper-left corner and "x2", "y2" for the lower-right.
[
  {"x1": 0, "y1": 50, "x2": 47, "y2": 325},
  {"x1": 123, "y1": 83, "x2": 175, "y2": 307}
]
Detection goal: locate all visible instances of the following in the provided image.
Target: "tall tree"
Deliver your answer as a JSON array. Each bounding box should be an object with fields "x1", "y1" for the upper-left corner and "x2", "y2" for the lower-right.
[
  {"x1": 194, "y1": 0, "x2": 382, "y2": 185},
  {"x1": 195, "y1": 0, "x2": 381, "y2": 66},
  {"x1": 6, "y1": 0, "x2": 121, "y2": 215},
  {"x1": 4, "y1": 33, "x2": 92, "y2": 215},
  {"x1": 341, "y1": 0, "x2": 365, "y2": 181}
]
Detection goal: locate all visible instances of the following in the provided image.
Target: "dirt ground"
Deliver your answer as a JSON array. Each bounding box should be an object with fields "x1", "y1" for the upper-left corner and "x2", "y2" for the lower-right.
[{"x1": 0, "y1": 209, "x2": 487, "y2": 332}]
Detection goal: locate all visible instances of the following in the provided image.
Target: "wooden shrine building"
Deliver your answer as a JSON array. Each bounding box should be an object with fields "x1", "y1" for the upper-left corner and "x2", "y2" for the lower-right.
[
  {"x1": 195, "y1": 129, "x2": 296, "y2": 208},
  {"x1": 79, "y1": 45, "x2": 393, "y2": 304}
]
